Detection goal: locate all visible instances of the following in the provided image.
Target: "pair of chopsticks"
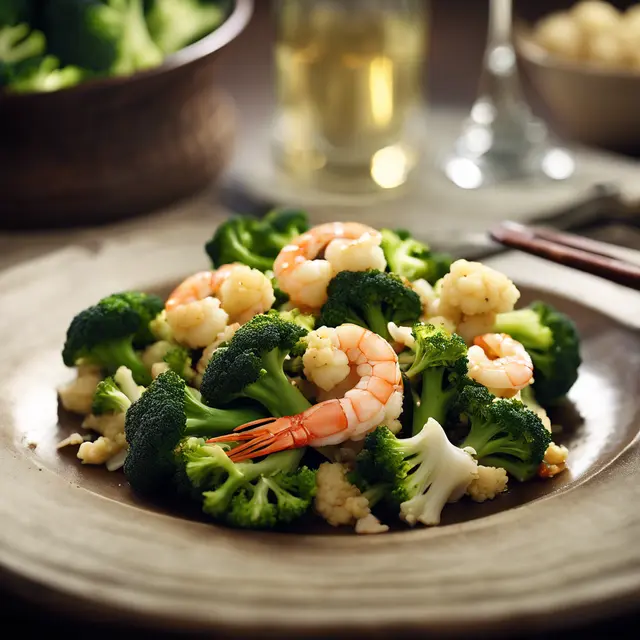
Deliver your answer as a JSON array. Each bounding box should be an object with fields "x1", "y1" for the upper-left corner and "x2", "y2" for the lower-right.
[{"x1": 489, "y1": 222, "x2": 640, "y2": 292}]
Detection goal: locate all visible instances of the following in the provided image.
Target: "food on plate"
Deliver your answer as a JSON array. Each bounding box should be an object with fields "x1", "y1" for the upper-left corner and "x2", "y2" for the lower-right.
[
  {"x1": 0, "y1": 0, "x2": 230, "y2": 94},
  {"x1": 530, "y1": 1, "x2": 640, "y2": 71},
  {"x1": 57, "y1": 209, "x2": 582, "y2": 533}
]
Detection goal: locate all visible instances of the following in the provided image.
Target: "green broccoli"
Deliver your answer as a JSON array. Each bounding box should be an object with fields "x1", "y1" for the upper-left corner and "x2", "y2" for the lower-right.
[
  {"x1": 44, "y1": 0, "x2": 163, "y2": 76},
  {"x1": 199, "y1": 311, "x2": 312, "y2": 417},
  {"x1": 3, "y1": 54, "x2": 86, "y2": 93},
  {"x1": 455, "y1": 384, "x2": 551, "y2": 481},
  {"x1": 319, "y1": 269, "x2": 422, "y2": 342},
  {"x1": 144, "y1": 0, "x2": 229, "y2": 54},
  {"x1": 0, "y1": 22, "x2": 45, "y2": 64},
  {"x1": 205, "y1": 209, "x2": 309, "y2": 272},
  {"x1": 186, "y1": 444, "x2": 316, "y2": 529},
  {"x1": 123, "y1": 370, "x2": 264, "y2": 496},
  {"x1": 380, "y1": 228, "x2": 452, "y2": 284},
  {"x1": 163, "y1": 345, "x2": 197, "y2": 383},
  {"x1": 403, "y1": 323, "x2": 469, "y2": 435},
  {"x1": 62, "y1": 291, "x2": 164, "y2": 385},
  {"x1": 278, "y1": 308, "x2": 316, "y2": 331},
  {"x1": 494, "y1": 301, "x2": 581, "y2": 405},
  {"x1": 92, "y1": 365, "x2": 145, "y2": 414},
  {"x1": 353, "y1": 420, "x2": 478, "y2": 526}
]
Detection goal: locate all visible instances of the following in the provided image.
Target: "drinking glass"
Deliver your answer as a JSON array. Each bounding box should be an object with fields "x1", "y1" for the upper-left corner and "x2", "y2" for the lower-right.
[
  {"x1": 443, "y1": 0, "x2": 575, "y2": 189},
  {"x1": 271, "y1": 0, "x2": 428, "y2": 194}
]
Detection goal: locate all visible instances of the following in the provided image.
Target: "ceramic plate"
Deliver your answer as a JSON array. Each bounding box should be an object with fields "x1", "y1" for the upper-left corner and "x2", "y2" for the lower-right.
[{"x1": 1, "y1": 230, "x2": 639, "y2": 638}]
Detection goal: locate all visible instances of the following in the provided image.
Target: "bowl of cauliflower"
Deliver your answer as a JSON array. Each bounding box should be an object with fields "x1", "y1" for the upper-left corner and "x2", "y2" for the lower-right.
[{"x1": 516, "y1": 0, "x2": 640, "y2": 152}]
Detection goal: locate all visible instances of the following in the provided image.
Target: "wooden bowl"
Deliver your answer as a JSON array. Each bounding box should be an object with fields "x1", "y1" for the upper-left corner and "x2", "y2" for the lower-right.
[
  {"x1": 516, "y1": 28, "x2": 640, "y2": 154},
  {"x1": 0, "y1": 0, "x2": 253, "y2": 230}
]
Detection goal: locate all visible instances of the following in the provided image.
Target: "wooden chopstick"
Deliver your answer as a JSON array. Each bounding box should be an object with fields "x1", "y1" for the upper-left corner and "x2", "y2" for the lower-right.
[{"x1": 489, "y1": 222, "x2": 640, "y2": 291}]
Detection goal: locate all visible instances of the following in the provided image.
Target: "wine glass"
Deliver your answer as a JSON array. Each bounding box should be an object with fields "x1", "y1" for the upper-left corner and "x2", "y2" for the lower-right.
[{"x1": 442, "y1": 0, "x2": 575, "y2": 189}]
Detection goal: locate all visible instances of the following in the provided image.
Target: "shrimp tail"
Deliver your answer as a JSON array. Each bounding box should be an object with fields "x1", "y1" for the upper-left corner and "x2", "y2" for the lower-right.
[{"x1": 206, "y1": 416, "x2": 305, "y2": 462}]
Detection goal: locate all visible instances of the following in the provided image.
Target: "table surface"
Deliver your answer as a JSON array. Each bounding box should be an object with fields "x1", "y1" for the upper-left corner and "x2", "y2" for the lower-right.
[{"x1": 2, "y1": 1, "x2": 640, "y2": 637}]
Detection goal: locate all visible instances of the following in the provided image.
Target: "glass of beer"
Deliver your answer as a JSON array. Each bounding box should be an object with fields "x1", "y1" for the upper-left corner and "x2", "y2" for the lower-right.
[{"x1": 271, "y1": 0, "x2": 428, "y2": 194}]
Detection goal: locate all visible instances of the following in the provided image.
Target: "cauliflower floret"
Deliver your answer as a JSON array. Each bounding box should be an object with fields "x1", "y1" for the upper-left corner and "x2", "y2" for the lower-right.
[
  {"x1": 165, "y1": 296, "x2": 229, "y2": 349},
  {"x1": 302, "y1": 326, "x2": 350, "y2": 392},
  {"x1": 194, "y1": 323, "x2": 241, "y2": 387},
  {"x1": 56, "y1": 432, "x2": 88, "y2": 449},
  {"x1": 424, "y1": 315, "x2": 457, "y2": 334},
  {"x1": 411, "y1": 278, "x2": 439, "y2": 319},
  {"x1": 325, "y1": 234, "x2": 387, "y2": 275},
  {"x1": 218, "y1": 265, "x2": 275, "y2": 324},
  {"x1": 439, "y1": 259, "x2": 520, "y2": 318},
  {"x1": 77, "y1": 412, "x2": 127, "y2": 466},
  {"x1": 141, "y1": 340, "x2": 173, "y2": 371},
  {"x1": 387, "y1": 321, "x2": 415, "y2": 350},
  {"x1": 151, "y1": 362, "x2": 171, "y2": 379},
  {"x1": 314, "y1": 462, "x2": 388, "y2": 534},
  {"x1": 539, "y1": 442, "x2": 569, "y2": 478},
  {"x1": 149, "y1": 309, "x2": 173, "y2": 342},
  {"x1": 57, "y1": 364, "x2": 102, "y2": 415},
  {"x1": 456, "y1": 312, "x2": 497, "y2": 345},
  {"x1": 466, "y1": 465, "x2": 509, "y2": 502}
]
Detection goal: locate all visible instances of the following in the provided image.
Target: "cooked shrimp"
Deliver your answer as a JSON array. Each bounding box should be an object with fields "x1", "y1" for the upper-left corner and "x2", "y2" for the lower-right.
[
  {"x1": 467, "y1": 333, "x2": 534, "y2": 397},
  {"x1": 165, "y1": 264, "x2": 239, "y2": 311},
  {"x1": 273, "y1": 222, "x2": 384, "y2": 310},
  {"x1": 207, "y1": 324, "x2": 403, "y2": 462}
]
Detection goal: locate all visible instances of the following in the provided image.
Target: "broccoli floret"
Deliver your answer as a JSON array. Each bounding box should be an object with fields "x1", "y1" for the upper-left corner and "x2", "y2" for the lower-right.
[
  {"x1": 278, "y1": 308, "x2": 316, "y2": 331},
  {"x1": 199, "y1": 311, "x2": 312, "y2": 417},
  {"x1": 3, "y1": 54, "x2": 86, "y2": 93},
  {"x1": 205, "y1": 209, "x2": 309, "y2": 272},
  {"x1": 0, "y1": 23, "x2": 45, "y2": 64},
  {"x1": 92, "y1": 376, "x2": 132, "y2": 415},
  {"x1": 181, "y1": 443, "x2": 316, "y2": 530},
  {"x1": 144, "y1": 0, "x2": 229, "y2": 54},
  {"x1": 44, "y1": 0, "x2": 163, "y2": 76},
  {"x1": 123, "y1": 370, "x2": 264, "y2": 496},
  {"x1": 380, "y1": 228, "x2": 452, "y2": 284},
  {"x1": 455, "y1": 384, "x2": 551, "y2": 482},
  {"x1": 62, "y1": 291, "x2": 165, "y2": 385},
  {"x1": 353, "y1": 420, "x2": 478, "y2": 526},
  {"x1": 402, "y1": 323, "x2": 469, "y2": 434},
  {"x1": 494, "y1": 301, "x2": 581, "y2": 406},
  {"x1": 163, "y1": 345, "x2": 196, "y2": 382},
  {"x1": 319, "y1": 269, "x2": 422, "y2": 342}
]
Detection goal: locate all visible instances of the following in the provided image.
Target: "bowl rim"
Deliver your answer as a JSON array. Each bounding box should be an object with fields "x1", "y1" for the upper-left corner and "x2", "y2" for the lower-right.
[
  {"x1": 0, "y1": 0, "x2": 254, "y2": 101},
  {"x1": 515, "y1": 22, "x2": 640, "y2": 81}
]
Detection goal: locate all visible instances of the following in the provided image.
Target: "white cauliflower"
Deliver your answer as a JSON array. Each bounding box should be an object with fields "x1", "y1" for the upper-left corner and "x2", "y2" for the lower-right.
[
  {"x1": 411, "y1": 278, "x2": 439, "y2": 319},
  {"x1": 194, "y1": 323, "x2": 241, "y2": 387},
  {"x1": 149, "y1": 309, "x2": 173, "y2": 342},
  {"x1": 57, "y1": 364, "x2": 102, "y2": 415},
  {"x1": 78, "y1": 412, "x2": 127, "y2": 466},
  {"x1": 151, "y1": 362, "x2": 171, "y2": 379},
  {"x1": 387, "y1": 321, "x2": 415, "y2": 349},
  {"x1": 314, "y1": 462, "x2": 388, "y2": 534},
  {"x1": 141, "y1": 340, "x2": 173, "y2": 371},
  {"x1": 456, "y1": 312, "x2": 497, "y2": 345},
  {"x1": 302, "y1": 326, "x2": 350, "y2": 392},
  {"x1": 56, "y1": 432, "x2": 88, "y2": 449},
  {"x1": 399, "y1": 418, "x2": 478, "y2": 526},
  {"x1": 325, "y1": 234, "x2": 387, "y2": 275},
  {"x1": 114, "y1": 366, "x2": 144, "y2": 402},
  {"x1": 439, "y1": 259, "x2": 520, "y2": 319},
  {"x1": 424, "y1": 315, "x2": 457, "y2": 334},
  {"x1": 165, "y1": 296, "x2": 229, "y2": 349},
  {"x1": 218, "y1": 265, "x2": 275, "y2": 324},
  {"x1": 466, "y1": 465, "x2": 509, "y2": 502}
]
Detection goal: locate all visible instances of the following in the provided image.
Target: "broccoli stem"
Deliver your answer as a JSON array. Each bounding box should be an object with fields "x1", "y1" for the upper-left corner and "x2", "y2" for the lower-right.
[
  {"x1": 364, "y1": 306, "x2": 391, "y2": 341},
  {"x1": 183, "y1": 389, "x2": 264, "y2": 437},
  {"x1": 412, "y1": 368, "x2": 449, "y2": 435},
  {"x1": 362, "y1": 483, "x2": 389, "y2": 509},
  {"x1": 91, "y1": 340, "x2": 151, "y2": 385},
  {"x1": 245, "y1": 350, "x2": 312, "y2": 417},
  {"x1": 460, "y1": 421, "x2": 496, "y2": 457},
  {"x1": 494, "y1": 310, "x2": 553, "y2": 350},
  {"x1": 479, "y1": 455, "x2": 534, "y2": 483}
]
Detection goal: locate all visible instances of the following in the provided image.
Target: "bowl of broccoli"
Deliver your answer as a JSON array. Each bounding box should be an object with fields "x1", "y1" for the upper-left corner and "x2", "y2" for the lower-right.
[{"x1": 0, "y1": 0, "x2": 252, "y2": 229}]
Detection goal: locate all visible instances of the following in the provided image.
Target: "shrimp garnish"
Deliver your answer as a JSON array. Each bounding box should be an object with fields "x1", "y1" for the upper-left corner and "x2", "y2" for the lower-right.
[
  {"x1": 467, "y1": 333, "x2": 534, "y2": 398},
  {"x1": 165, "y1": 264, "x2": 240, "y2": 311},
  {"x1": 207, "y1": 324, "x2": 403, "y2": 462},
  {"x1": 273, "y1": 222, "x2": 384, "y2": 310}
]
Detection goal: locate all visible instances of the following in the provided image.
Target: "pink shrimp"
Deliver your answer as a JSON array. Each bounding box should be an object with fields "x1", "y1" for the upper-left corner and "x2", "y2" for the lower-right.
[
  {"x1": 207, "y1": 324, "x2": 403, "y2": 462},
  {"x1": 273, "y1": 222, "x2": 384, "y2": 310},
  {"x1": 165, "y1": 264, "x2": 240, "y2": 312},
  {"x1": 467, "y1": 333, "x2": 534, "y2": 397}
]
